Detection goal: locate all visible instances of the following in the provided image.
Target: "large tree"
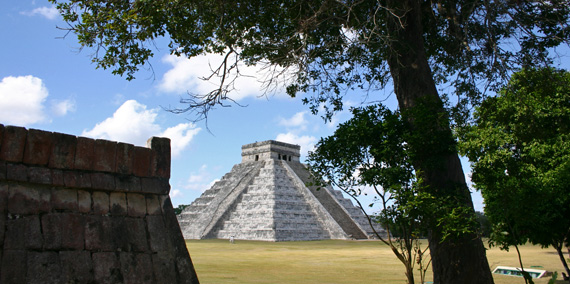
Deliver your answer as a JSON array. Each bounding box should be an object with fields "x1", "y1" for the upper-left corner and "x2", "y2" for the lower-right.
[
  {"x1": 459, "y1": 68, "x2": 570, "y2": 280},
  {"x1": 51, "y1": 0, "x2": 570, "y2": 282},
  {"x1": 307, "y1": 104, "x2": 438, "y2": 284}
]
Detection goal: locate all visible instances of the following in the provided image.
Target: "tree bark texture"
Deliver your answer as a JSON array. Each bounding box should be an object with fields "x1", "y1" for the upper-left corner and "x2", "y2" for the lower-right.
[
  {"x1": 554, "y1": 242, "x2": 570, "y2": 279},
  {"x1": 385, "y1": 1, "x2": 494, "y2": 283}
]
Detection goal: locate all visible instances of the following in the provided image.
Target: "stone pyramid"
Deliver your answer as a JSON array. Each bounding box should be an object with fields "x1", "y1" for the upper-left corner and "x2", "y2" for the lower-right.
[{"x1": 177, "y1": 140, "x2": 386, "y2": 241}]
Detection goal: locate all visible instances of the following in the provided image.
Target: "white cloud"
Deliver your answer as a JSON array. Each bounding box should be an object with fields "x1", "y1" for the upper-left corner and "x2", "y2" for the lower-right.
[
  {"x1": 159, "y1": 53, "x2": 290, "y2": 101},
  {"x1": 160, "y1": 123, "x2": 201, "y2": 158},
  {"x1": 184, "y1": 164, "x2": 218, "y2": 192},
  {"x1": 171, "y1": 189, "x2": 183, "y2": 198},
  {"x1": 21, "y1": 6, "x2": 59, "y2": 20},
  {"x1": 82, "y1": 100, "x2": 200, "y2": 157},
  {"x1": 0, "y1": 75, "x2": 48, "y2": 126},
  {"x1": 82, "y1": 100, "x2": 160, "y2": 144},
  {"x1": 275, "y1": 132, "x2": 318, "y2": 160},
  {"x1": 279, "y1": 111, "x2": 308, "y2": 130},
  {"x1": 51, "y1": 98, "x2": 76, "y2": 116}
]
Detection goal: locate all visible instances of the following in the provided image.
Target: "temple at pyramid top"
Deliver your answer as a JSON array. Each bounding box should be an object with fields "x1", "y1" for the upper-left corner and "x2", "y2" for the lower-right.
[
  {"x1": 241, "y1": 140, "x2": 301, "y2": 163},
  {"x1": 177, "y1": 140, "x2": 387, "y2": 241}
]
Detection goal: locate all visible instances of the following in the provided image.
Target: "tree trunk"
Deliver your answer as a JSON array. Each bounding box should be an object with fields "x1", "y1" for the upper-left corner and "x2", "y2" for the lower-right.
[
  {"x1": 405, "y1": 263, "x2": 415, "y2": 284},
  {"x1": 384, "y1": 1, "x2": 494, "y2": 283},
  {"x1": 554, "y1": 241, "x2": 570, "y2": 281}
]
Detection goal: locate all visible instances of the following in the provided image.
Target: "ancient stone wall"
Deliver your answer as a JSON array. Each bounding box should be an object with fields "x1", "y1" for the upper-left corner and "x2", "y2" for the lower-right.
[{"x1": 0, "y1": 124, "x2": 199, "y2": 284}]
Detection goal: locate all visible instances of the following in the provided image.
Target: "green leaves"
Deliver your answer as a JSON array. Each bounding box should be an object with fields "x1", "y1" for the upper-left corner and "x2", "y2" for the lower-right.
[
  {"x1": 458, "y1": 68, "x2": 570, "y2": 265},
  {"x1": 50, "y1": 0, "x2": 569, "y2": 124},
  {"x1": 308, "y1": 105, "x2": 413, "y2": 193}
]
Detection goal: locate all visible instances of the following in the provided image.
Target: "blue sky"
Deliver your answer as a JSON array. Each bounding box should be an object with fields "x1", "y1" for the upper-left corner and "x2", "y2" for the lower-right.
[
  {"x1": 4, "y1": 2, "x2": 567, "y2": 213},
  {"x1": 1, "y1": 2, "x2": 371, "y2": 210}
]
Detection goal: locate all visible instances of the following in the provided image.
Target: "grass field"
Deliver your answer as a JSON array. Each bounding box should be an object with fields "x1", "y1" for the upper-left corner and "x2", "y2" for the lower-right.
[{"x1": 186, "y1": 239, "x2": 568, "y2": 284}]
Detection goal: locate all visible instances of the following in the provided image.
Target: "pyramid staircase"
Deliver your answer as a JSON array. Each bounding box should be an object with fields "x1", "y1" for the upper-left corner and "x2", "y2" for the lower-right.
[{"x1": 177, "y1": 141, "x2": 387, "y2": 241}]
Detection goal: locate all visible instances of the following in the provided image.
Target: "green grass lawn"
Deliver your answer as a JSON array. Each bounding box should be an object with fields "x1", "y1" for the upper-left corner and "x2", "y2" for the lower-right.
[{"x1": 186, "y1": 239, "x2": 568, "y2": 284}]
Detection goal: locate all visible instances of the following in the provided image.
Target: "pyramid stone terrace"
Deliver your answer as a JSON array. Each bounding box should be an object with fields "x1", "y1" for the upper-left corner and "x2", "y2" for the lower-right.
[{"x1": 177, "y1": 140, "x2": 386, "y2": 242}]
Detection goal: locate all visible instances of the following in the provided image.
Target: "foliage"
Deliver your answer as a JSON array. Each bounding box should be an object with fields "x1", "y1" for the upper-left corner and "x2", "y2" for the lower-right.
[
  {"x1": 475, "y1": 211, "x2": 491, "y2": 238},
  {"x1": 49, "y1": 0, "x2": 570, "y2": 120},
  {"x1": 306, "y1": 105, "x2": 423, "y2": 240},
  {"x1": 174, "y1": 204, "x2": 190, "y2": 215},
  {"x1": 458, "y1": 67, "x2": 570, "y2": 279},
  {"x1": 307, "y1": 104, "x2": 485, "y2": 283},
  {"x1": 547, "y1": 272, "x2": 558, "y2": 284}
]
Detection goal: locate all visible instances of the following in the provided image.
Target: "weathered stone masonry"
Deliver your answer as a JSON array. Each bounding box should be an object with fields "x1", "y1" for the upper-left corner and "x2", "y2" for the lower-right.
[
  {"x1": 178, "y1": 140, "x2": 387, "y2": 242},
  {"x1": 0, "y1": 124, "x2": 199, "y2": 284}
]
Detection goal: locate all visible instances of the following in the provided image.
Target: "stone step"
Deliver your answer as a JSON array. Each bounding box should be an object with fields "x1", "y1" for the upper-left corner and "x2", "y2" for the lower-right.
[
  {"x1": 190, "y1": 196, "x2": 214, "y2": 206},
  {"x1": 178, "y1": 141, "x2": 389, "y2": 241}
]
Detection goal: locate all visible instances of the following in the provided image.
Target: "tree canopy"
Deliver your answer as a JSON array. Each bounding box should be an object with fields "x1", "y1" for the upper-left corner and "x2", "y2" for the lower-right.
[
  {"x1": 50, "y1": 0, "x2": 570, "y2": 283},
  {"x1": 459, "y1": 67, "x2": 570, "y2": 278},
  {"x1": 307, "y1": 104, "x2": 478, "y2": 284},
  {"x1": 51, "y1": 0, "x2": 569, "y2": 118}
]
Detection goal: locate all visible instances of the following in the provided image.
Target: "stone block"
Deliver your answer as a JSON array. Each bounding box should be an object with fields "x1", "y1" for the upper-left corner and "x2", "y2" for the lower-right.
[
  {"x1": 148, "y1": 137, "x2": 171, "y2": 178},
  {"x1": 6, "y1": 163, "x2": 28, "y2": 182},
  {"x1": 0, "y1": 161, "x2": 6, "y2": 180},
  {"x1": 0, "y1": 185, "x2": 8, "y2": 212},
  {"x1": 160, "y1": 195, "x2": 199, "y2": 284},
  {"x1": 133, "y1": 146, "x2": 152, "y2": 177},
  {"x1": 42, "y1": 213, "x2": 85, "y2": 250},
  {"x1": 110, "y1": 217, "x2": 130, "y2": 251},
  {"x1": 116, "y1": 142, "x2": 134, "y2": 175},
  {"x1": 120, "y1": 252, "x2": 154, "y2": 284},
  {"x1": 51, "y1": 169, "x2": 64, "y2": 186},
  {"x1": 127, "y1": 193, "x2": 147, "y2": 217},
  {"x1": 161, "y1": 197, "x2": 184, "y2": 242},
  {"x1": 175, "y1": 253, "x2": 200, "y2": 284},
  {"x1": 125, "y1": 217, "x2": 149, "y2": 252},
  {"x1": 49, "y1": 132, "x2": 77, "y2": 169},
  {"x1": 152, "y1": 251, "x2": 177, "y2": 284},
  {"x1": 85, "y1": 215, "x2": 114, "y2": 251},
  {"x1": 149, "y1": 150, "x2": 158, "y2": 178},
  {"x1": 146, "y1": 215, "x2": 171, "y2": 252},
  {"x1": 115, "y1": 175, "x2": 142, "y2": 192},
  {"x1": 51, "y1": 188, "x2": 78, "y2": 211},
  {"x1": 93, "y1": 252, "x2": 123, "y2": 284},
  {"x1": 94, "y1": 139, "x2": 117, "y2": 172},
  {"x1": 141, "y1": 177, "x2": 170, "y2": 195},
  {"x1": 159, "y1": 194, "x2": 170, "y2": 210},
  {"x1": 28, "y1": 166, "x2": 52, "y2": 184},
  {"x1": 75, "y1": 136, "x2": 94, "y2": 170},
  {"x1": 64, "y1": 170, "x2": 92, "y2": 188},
  {"x1": 8, "y1": 185, "x2": 50, "y2": 214},
  {"x1": 110, "y1": 192, "x2": 127, "y2": 215},
  {"x1": 59, "y1": 251, "x2": 95, "y2": 283},
  {"x1": 88, "y1": 217, "x2": 135, "y2": 252},
  {"x1": 0, "y1": 126, "x2": 27, "y2": 163},
  {"x1": 62, "y1": 170, "x2": 78, "y2": 187},
  {"x1": 78, "y1": 189, "x2": 92, "y2": 213},
  {"x1": 92, "y1": 191, "x2": 110, "y2": 215},
  {"x1": 0, "y1": 213, "x2": 4, "y2": 244},
  {"x1": 23, "y1": 129, "x2": 53, "y2": 165},
  {"x1": 91, "y1": 172, "x2": 116, "y2": 190},
  {"x1": 4, "y1": 215, "x2": 43, "y2": 250},
  {"x1": 146, "y1": 195, "x2": 162, "y2": 215},
  {"x1": 26, "y1": 251, "x2": 62, "y2": 284},
  {"x1": 0, "y1": 250, "x2": 27, "y2": 284},
  {"x1": 87, "y1": 216, "x2": 142, "y2": 252}
]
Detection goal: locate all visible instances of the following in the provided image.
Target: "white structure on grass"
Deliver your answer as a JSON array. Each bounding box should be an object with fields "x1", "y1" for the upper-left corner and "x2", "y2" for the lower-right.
[{"x1": 177, "y1": 140, "x2": 386, "y2": 241}]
